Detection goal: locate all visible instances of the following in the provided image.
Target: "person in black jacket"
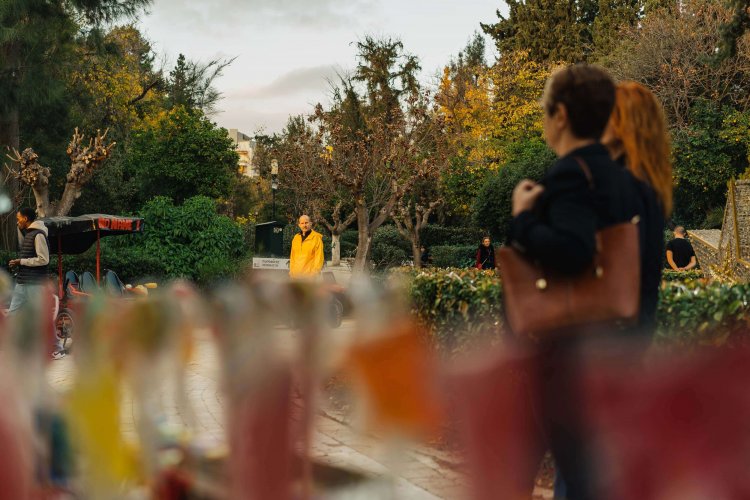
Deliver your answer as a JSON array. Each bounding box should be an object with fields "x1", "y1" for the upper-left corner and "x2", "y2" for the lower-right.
[
  {"x1": 603, "y1": 81, "x2": 673, "y2": 337},
  {"x1": 508, "y1": 65, "x2": 648, "y2": 500},
  {"x1": 475, "y1": 236, "x2": 495, "y2": 270}
]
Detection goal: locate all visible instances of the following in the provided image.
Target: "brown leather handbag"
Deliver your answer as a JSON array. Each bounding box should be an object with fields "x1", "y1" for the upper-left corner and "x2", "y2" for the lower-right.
[{"x1": 496, "y1": 159, "x2": 641, "y2": 340}]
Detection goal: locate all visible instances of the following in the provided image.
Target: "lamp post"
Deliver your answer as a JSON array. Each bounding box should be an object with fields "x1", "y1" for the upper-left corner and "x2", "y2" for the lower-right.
[{"x1": 271, "y1": 159, "x2": 279, "y2": 221}]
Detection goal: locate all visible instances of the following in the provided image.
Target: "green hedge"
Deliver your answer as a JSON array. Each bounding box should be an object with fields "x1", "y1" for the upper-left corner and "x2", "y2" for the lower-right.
[
  {"x1": 662, "y1": 269, "x2": 704, "y2": 282},
  {"x1": 399, "y1": 267, "x2": 749, "y2": 351},
  {"x1": 420, "y1": 224, "x2": 485, "y2": 248},
  {"x1": 430, "y1": 245, "x2": 477, "y2": 269}
]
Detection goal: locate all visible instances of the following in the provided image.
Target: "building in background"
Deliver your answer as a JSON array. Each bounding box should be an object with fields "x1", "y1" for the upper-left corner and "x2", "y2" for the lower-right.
[{"x1": 228, "y1": 129, "x2": 258, "y2": 177}]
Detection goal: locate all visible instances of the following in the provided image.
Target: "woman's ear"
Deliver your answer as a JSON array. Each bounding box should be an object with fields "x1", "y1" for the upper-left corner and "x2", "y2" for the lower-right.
[{"x1": 552, "y1": 102, "x2": 568, "y2": 128}]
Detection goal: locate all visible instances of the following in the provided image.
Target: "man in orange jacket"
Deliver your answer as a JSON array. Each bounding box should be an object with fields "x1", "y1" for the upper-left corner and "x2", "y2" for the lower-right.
[{"x1": 289, "y1": 215, "x2": 324, "y2": 278}]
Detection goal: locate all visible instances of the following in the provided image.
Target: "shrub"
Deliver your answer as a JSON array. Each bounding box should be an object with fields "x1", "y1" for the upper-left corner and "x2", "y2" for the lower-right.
[
  {"x1": 372, "y1": 244, "x2": 409, "y2": 269},
  {"x1": 105, "y1": 196, "x2": 247, "y2": 284},
  {"x1": 371, "y1": 225, "x2": 411, "y2": 268},
  {"x1": 472, "y1": 139, "x2": 555, "y2": 241},
  {"x1": 420, "y1": 224, "x2": 485, "y2": 248},
  {"x1": 662, "y1": 269, "x2": 704, "y2": 282},
  {"x1": 398, "y1": 267, "x2": 750, "y2": 352},
  {"x1": 403, "y1": 267, "x2": 503, "y2": 351},
  {"x1": 430, "y1": 245, "x2": 476, "y2": 268}
]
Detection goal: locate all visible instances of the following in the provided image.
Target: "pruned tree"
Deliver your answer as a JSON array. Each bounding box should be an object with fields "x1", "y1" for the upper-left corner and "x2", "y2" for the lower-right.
[
  {"x1": 277, "y1": 114, "x2": 359, "y2": 266},
  {"x1": 392, "y1": 199, "x2": 442, "y2": 268},
  {"x1": 5, "y1": 148, "x2": 50, "y2": 216},
  {"x1": 314, "y1": 88, "x2": 444, "y2": 273},
  {"x1": 6, "y1": 128, "x2": 115, "y2": 217}
]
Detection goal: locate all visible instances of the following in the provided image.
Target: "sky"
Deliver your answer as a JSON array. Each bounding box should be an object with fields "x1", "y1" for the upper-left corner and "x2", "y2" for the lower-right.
[{"x1": 137, "y1": 0, "x2": 506, "y2": 136}]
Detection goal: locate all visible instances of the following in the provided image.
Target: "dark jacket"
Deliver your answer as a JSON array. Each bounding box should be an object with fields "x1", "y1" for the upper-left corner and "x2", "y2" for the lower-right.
[
  {"x1": 623, "y1": 159, "x2": 665, "y2": 334},
  {"x1": 475, "y1": 244, "x2": 495, "y2": 270},
  {"x1": 509, "y1": 144, "x2": 658, "y2": 331},
  {"x1": 17, "y1": 220, "x2": 50, "y2": 284}
]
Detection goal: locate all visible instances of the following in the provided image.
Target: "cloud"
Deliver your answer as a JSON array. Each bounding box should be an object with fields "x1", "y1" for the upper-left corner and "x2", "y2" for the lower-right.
[
  {"x1": 216, "y1": 106, "x2": 297, "y2": 136},
  {"x1": 146, "y1": 0, "x2": 378, "y2": 31},
  {"x1": 228, "y1": 65, "x2": 345, "y2": 100}
]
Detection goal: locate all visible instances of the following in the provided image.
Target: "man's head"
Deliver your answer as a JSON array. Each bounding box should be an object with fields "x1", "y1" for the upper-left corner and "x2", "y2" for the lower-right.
[
  {"x1": 298, "y1": 215, "x2": 312, "y2": 233},
  {"x1": 16, "y1": 207, "x2": 36, "y2": 230},
  {"x1": 482, "y1": 236, "x2": 491, "y2": 247},
  {"x1": 674, "y1": 226, "x2": 686, "y2": 238}
]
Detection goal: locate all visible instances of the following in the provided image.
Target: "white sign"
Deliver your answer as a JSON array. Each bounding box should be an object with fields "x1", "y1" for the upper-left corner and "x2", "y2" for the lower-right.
[{"x1": 252, "y1": 258, "x2": 290, "y2": 270}]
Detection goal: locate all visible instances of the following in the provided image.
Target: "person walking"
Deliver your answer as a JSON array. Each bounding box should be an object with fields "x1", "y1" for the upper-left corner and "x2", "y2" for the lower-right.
[
  {"x1": 8, "y1": 207, "x2": 50, "y2": 314},
  {"x1": 289, "y1": 215, "x2": 324, "y2": 278},
  {"x1": 603, "y1": 80, "x2": 673, "y2": 335},
  {"x1": 475, "y1": 236, "x2": 495, "y2": 270},
  {"x1": 665, "y1": 226, "x2": 696, "y2": 272},
  {"x1": 508, "y1": 64, "x2": 647, "y2": 500}
]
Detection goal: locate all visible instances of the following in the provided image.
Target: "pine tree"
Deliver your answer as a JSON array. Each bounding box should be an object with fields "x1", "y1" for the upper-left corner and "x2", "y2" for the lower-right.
[{"x1": 481, "y1": 0, "x2": 642, "y2": 63}]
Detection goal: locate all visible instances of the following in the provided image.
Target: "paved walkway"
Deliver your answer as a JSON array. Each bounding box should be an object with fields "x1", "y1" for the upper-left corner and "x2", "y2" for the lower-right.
[{"x1": 46, "y1": 320, "x2": 552, "y2": 499}]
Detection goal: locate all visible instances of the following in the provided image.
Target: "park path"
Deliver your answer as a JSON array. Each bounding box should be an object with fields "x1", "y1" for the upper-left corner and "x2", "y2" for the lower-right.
[{"x1": 45, "y1": 269, "x2": 553, "y2": 498}]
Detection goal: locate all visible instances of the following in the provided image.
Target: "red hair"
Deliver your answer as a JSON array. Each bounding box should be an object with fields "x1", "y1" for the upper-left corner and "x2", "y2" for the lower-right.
[{"x1": 608, "y1": 82, "x2": 673, "y2": 216}]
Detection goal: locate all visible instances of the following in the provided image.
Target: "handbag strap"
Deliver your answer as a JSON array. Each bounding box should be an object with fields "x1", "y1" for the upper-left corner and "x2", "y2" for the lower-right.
[
  {"x1": 572, "y1": 156, "x2": 604, "y2": 256},
  {"x1": 573, "y1": 156, "x2": 595, "y2": 190}
]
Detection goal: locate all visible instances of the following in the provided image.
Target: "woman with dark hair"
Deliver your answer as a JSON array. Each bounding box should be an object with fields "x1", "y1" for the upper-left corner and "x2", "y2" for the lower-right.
[
  {"x1": 474, "y1": 236, "x2": 495, "y2": 270},
  {"x1": 508, "y1": 64, "x2": 649, "y2": 500}
]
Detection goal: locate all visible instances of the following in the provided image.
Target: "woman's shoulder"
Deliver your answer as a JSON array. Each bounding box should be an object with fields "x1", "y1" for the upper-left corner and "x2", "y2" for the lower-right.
[{"x1": 544, "y1": 156, "x2": 591, "y2": 188}]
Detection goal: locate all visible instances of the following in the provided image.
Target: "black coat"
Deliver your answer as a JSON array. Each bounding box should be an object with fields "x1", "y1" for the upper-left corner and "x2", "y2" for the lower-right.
[
  {"x1": 476, "y1": 245, "x2": 495, "y2": 270},
  {"x1": 509, "y1": 143, "x2": 662, "y2": 333}
]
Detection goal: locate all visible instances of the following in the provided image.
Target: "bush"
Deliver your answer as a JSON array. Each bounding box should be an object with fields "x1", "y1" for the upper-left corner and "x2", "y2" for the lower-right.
[
  {"x1": 371, "y1": 226, "x2": 411, "y2": 268},
  {"x1": 419, "y1": 224, "x2": 485, "y2": 248},
  {"x1": 62, "y1": 245, "x2": 166, "y2": 284},
  {"x1": 398, "y1": 267, "x2": 750, "y2": 352},
  {"x1": 340, "y1": 229, "x2": 358, "y2": 258},
  {"x1": 104, "y1": 195, "x2": 247, "y2": 284},
  {"x1": 403, "y1": 267, "x2": 503, "y2": 350},
  {"x1": 430, "y1": 245, "x2": 477, "y2": 268},
  {"x1": 372, "y1": 244, "x2": 409, "y2": 269},
  {"x1": 472, "y1": 139, "x2": 555, "y2": 241},
  {"x1": 662, "y1": 269, "x2": 704, "y2": 282}
]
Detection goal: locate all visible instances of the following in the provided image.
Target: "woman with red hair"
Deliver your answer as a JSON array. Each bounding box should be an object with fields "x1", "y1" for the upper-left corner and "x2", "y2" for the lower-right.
[{"x1": 603, "y1": 81, "x2": 672, "y2": 337}]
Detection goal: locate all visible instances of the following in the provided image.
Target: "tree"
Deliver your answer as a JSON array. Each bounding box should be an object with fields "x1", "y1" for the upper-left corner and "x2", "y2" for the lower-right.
[
  {"x1": 0, "y1": 0, "x2": 150, "y2": 249},
  {"x1": 353, "y1": 36, "x2": 421, "y2": 120},
  {"x1": 314, "y1": 81, "x2": 443, "y2": 272},
  {"x1": 605, "y1": 0, "x2": 750, "y2": 129},
  {"x1": 277, "y1": 115, "x2": 357, "y2": 266},
  {"x1": 6, "y1": 128, "x2": 115, "y2": 216},
  {"x1": 436, "y1": 50, "x2": 550, "y2": 217},
  {"x1": 392, "y1": 194, "x2": 442, "y2": 269},
  {"x1": 481, "y1": 0, "x2": 642, "y2": 63},
  {"x1": 68, "y1": 25, "x2": 163, "y2": 136},
  {"x1": 591, "y1": 0, "x2": 641, "y2": 57},
  {"x1": 718, "y1": 0, "x2": 750, "y2": 60},
  {"x1": 122, "y1": 106, "x2": 239, "y2": 206},
  {"x1": 164, "y1": 53, "x2": 235, "y2": 115},
  {"x1": 472, "y1": 139, "x2": 556, "y2": 241}
]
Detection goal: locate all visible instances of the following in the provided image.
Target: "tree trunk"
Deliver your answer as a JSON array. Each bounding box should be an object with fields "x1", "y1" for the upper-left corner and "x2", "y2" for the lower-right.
[
  {"x1": 412, "y1": 237, "x2": 422, "y2": 269},
  {"x1": 55, "y1": 185, "x2": 82, "y2": 217},
  {"x1": 331, "y1": 233, "x2": 341, "y2": 266},
  {"x1": 353, "y1": 204, "x2": 372, "y2": 273},
  {"x1": 0, "y1": 107, "x2": 20, "y2": 251},
  {"x1": 32, "y1": 184, "x2": 50, "y2": 217}
]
